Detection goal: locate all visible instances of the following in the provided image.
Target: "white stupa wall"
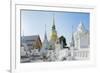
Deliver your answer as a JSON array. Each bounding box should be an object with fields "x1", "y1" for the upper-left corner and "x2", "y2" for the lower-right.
[
  {"x1": 73, "y1": 21, "x2": 90, "y2": 50},
  {"x1": 80, "y1": 33, "x2": 89, "y2": 48}
]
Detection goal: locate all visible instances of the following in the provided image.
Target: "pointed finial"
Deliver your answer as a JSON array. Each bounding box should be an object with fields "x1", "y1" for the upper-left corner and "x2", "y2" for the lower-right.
[
  {"x1": 72, "y1": 25, "x2": 73, "y2": 34},
  {"x1": 45, "y1": 24, "x2": 46, "y2": 32},
  {"x1": 44, "y1": 24, "x2": 47, "y2": 40},
  {"x1": 52, "y1": 13, "x2": 55, "y2": 30}
]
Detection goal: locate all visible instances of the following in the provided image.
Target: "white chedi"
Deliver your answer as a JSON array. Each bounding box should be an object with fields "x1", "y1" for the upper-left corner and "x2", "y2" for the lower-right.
[
  {"x1": 68, "y1": 21, "x2": 90, "y2": 60},
  {"x1": 74, "y1": 21, "x2": 89, "y2": 49},
  {"x1": 40, "y1": 24, "x2": 49, "y2": 58}
]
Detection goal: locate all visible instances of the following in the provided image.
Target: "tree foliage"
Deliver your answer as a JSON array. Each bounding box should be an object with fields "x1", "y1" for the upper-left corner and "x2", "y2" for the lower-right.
[{"x1": 59, "y1": 36, "x2": 67, "y2": 48}]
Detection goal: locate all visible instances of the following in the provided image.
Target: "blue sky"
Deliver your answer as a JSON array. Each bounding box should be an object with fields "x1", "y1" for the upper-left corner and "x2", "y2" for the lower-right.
[{"x1": 21, "y1": 10, "x2": 90, "y2": 45}]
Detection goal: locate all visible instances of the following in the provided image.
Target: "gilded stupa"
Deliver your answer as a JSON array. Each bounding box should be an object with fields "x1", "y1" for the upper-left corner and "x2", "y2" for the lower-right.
[{"x1": 50, "y1": 15, "x2": 58, "y2": 43}]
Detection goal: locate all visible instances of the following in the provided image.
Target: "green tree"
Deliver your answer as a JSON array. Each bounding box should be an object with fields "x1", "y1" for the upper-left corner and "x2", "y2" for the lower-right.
[{"x1": 59, "y1": 36, "x2": 67, "y2": 48}]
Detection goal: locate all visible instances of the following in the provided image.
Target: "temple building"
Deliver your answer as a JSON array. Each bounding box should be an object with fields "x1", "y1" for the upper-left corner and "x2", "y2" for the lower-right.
[
  {"x1": 21, "y1": 35, "x2": 42, "y2": 58},
  {"x1": 21, "y1": 35, "x2": 42, "y2": 50},
  {"x1": 41, "y1": 15, "x2": 62, "y2": 60},
  {"x1": 69, "y1": 21, "x2": 89, "y2": 60}
]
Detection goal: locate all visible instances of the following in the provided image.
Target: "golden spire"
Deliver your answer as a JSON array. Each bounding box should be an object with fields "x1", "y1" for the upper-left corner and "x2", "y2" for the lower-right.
[
  {"x1": 50, "y1": 14, "x2": 58, "y2": 43},
  {"x1": 52, "y1": 14, "x2": 55, "y2": 30}
]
